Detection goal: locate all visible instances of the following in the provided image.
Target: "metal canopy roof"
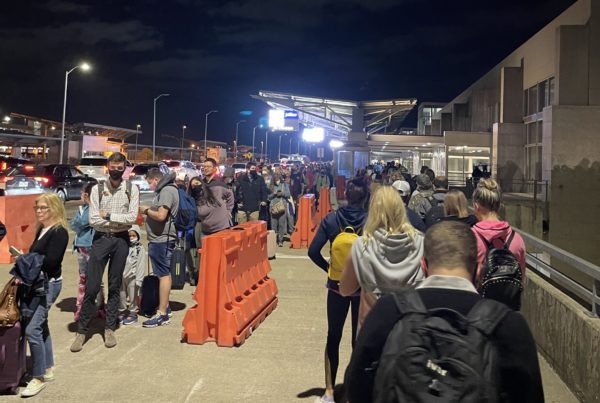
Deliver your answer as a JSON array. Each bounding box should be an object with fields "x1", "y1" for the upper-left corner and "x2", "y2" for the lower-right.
[
  {"x1": 251, "y1": 91, "x2": 417, "y2": 139},
  {"x1": 71, "y1": 122, "x2": 140, "y2": 141}
]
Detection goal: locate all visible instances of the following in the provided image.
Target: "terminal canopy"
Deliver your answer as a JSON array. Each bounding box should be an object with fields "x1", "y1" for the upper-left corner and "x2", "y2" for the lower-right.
[{"x1": 251, "y1": 90, "x2": 417, "y2": 139}]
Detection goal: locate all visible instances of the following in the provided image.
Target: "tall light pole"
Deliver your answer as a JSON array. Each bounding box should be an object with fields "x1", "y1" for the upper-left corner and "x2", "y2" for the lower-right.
[
  {"x1": 153, "y1": 93, "x2": 170, "y2": 161},
  {"x1": 278, "y1": 133, "x2": 287, "y2": 161},
  {"x1": 135, "y1": 124, "x2": 141, "y2": 161},
  {"x1": 288, "y1": 137, "x2": 293, "y2": 155},
  {"x1": 204, "y1": 110, "x2": 218, "y2": 160},
  {"x1": 181, "y1": 124, "x2": 187, "y2": 160},
  {"x1": 60, "y1": 62, "x2": 91, "y2": 164},
  {"x1": 265, "y1": 130, "x2": 270, "y2": 163},
  {"x1": 234, "y1": 120, "x2": 246, "y2": 162},
  {"x1": 252, "y1": 125, "x2": 263, "y2": 161},
  {"x1": 190, "y1": 144, "x2": 195, "y2": 161},
  {"x1": 260, "y1": 141, "x2": 264, "y2": 161}
]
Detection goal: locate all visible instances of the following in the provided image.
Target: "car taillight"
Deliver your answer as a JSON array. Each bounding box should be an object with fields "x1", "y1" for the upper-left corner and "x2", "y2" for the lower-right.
[
  {"x1": 1, "y1": 176, "x2": 13, "y2": 183},
  {"x1": 1, "y1": 162, "x2": 6, "y2": 171},
  {"x1": 104, "y1": 166, "x2": 108, "y2": 174},
  {"x1": 34, "y1": 177, "x2": 49, "y2": 184}
]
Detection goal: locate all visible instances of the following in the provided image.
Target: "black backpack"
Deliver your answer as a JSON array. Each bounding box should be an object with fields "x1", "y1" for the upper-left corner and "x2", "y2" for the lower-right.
[
  {"x1": 476, "y1": 231, "x2": 523, "y2": 310},
  {"x1": 424, "y1": 196, "x2": 445, "y2": 228},
  {"x1": 373, "y1": 290, "x2": 510, "y2": 403}
]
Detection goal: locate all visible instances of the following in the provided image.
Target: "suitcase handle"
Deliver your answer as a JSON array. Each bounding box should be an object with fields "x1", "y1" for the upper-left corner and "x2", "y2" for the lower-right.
[{"x1": 0, "y1": 344, "x2": 5, "y2": 371}]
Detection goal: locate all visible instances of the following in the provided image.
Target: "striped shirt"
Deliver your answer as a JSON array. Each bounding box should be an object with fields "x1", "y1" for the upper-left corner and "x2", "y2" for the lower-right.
[{"x1": 89, "y1": 180, "x2": 140, "y2": 233}]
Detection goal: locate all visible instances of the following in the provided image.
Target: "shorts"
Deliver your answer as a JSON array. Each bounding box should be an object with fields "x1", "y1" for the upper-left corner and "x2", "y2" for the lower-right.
[{"x1": 148, "y1": 241, "x2": 175, "y2": 278}]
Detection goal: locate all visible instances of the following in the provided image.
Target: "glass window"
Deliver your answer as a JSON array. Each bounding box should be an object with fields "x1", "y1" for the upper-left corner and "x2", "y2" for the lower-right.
[
  {"x1": 538, "y1": 80, "x2": 548, "y2": 110},
  {"x1": 523, "y1": 89, "x2": 528, "y2": 117},
  {"x1": 528, "y1": 85, "x2": 538, "y2": 115},
  {"x1": 549, "y1": 77, "x2": 555, "y2": 105}
]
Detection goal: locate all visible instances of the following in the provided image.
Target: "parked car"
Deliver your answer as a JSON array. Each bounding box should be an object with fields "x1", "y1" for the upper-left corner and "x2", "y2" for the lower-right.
[
  {"x1": 77, "y1": 156, "x2": 134, "y2": 181},
  {"x1": 163, "y1": 160, "x2": 199, "y2": 181},
  {"x1": 0, "y1": 156, "x2": 31, "y2": 172},
  {"x1": 0, "y1": 164, "x2": 44, "y2": 195},
  {"x1": 0, "y1": 164, "x2": 97, "y2": 201},
  {"x1": 128, "y1": 162, "x2": 170, "y2": 192}
]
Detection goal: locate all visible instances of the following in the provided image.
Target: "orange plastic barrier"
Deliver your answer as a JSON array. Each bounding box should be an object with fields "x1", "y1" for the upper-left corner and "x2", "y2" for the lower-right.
[
  {"x1": 290, "y1": 194, "x2": 320, "y2": 249},
  {"x1": 316, "y1": 187, "x2": 332, "y2": 223},
  {"x1": 336, "y1": 176, "x2": 346, "y2": 200},
  {"x1": 181, "y1": 221, "x2": 278, "y2": 347},
  {"x1": 0, "y1": 194, "x2": 40, "y2": 264}
]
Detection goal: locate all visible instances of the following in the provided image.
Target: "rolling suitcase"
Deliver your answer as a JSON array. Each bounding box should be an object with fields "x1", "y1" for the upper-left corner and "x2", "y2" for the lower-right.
[
  {"x1": 139, "y1": 255, "x2": 159, "y2": 317},
  {"x1": 0, "y1": 321, "x2": 26, "y2": 395},
  {"x1": 170, "y1": 239, "x2": 186, "y2": 290},
  {"x1": 267, "y1": 230, "x2": 277, "y2": 260}
]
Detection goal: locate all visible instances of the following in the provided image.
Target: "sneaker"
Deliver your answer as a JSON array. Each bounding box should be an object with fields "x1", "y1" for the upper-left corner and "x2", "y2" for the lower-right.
[
  {"x1": 167, "y1": 306, "x2": 173, "y2": 318},
  {"x1": 117, "y1": 312, "x2": 126, "y2": 323},
  {"x1": 21, "y1": 378, "x2": 46, "y2": 397},
  {"x1": 44, "y1": 367, "x2": 55, "y2": 382},
  {"x1": 314, "y1": 395, "x2": 335, "y2": 403},
  {"x1": 142, "y1": 312, "x2": 170, "y2": 328},
  {"x1": 122, "y1": 314, "x2": 138, "y2": 325},
  {"x1": 104, "y1": 329, "x2": 117, "y2": 348},
  {"x1": 70, "y1": 333, "x2": 86, "y2": 353}
]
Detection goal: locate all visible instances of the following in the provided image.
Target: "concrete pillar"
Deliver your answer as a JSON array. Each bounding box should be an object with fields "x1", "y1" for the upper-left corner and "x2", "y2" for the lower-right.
[
  {"x1": 492, "y1": 122, "x2": 525, "y2": 191},
  {"x1": 351, "y1": 108, "x2": 364, "y2": 132},
  {"x1": 589, "y1": 0, "x2": 600, "y2": 105},
  {"x1": 500, "y1": 67, "x2": 524, "y2": 123},
  {"x1": 556, "y1": 25, "x2": 589, "y2": 105}
]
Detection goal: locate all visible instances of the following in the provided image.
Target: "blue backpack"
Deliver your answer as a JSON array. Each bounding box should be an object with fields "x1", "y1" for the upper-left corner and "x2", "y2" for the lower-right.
[{"x1": 169, "y1": 184, "x2": 198, "y2": 234}]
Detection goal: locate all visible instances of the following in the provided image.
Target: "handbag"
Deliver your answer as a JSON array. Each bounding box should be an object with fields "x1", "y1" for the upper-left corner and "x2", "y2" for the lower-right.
[
  {"x1": 0, "y1": 277, "x2": 20, "y2": 327},
  {"x1": 270, "y1": 199, "x2": 286, "y2": 217}
]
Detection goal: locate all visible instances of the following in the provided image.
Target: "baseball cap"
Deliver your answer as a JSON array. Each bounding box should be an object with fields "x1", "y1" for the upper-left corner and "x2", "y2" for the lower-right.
[{"x1": 392, "y1": 180, "x2": 411, "y2": 197}]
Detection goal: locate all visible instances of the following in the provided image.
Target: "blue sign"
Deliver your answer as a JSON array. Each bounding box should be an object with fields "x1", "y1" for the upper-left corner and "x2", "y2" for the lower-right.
[{"x1": 284, "y1": 110, "x2": 299, "y2": 119}]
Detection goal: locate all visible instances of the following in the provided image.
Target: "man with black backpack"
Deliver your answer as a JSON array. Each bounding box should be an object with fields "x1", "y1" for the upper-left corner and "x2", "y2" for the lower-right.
[
  {"x1": 138, "y1": 168, "x2": 181, "y2": 328},
  {"x1": 345, "y1": 221, "x2": 543, "y2": 403},
  {"x1": 424, "y1": 176, "x2": 448, "y2": 229}
]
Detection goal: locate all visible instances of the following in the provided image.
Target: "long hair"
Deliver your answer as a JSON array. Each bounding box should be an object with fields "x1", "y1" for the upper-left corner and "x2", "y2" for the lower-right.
[
  {"x1": 363, "y1": 185, "x2": 417, "y2": 241},
  {"x1": 269, "y1": 172, "x2": 281, "y2": 193},
  {"x1": 444, "y1": 190, "x2": 469, "y2": 218},
  {"x1": 35, "y1": 193, "x2": 68, "y2": 230}
]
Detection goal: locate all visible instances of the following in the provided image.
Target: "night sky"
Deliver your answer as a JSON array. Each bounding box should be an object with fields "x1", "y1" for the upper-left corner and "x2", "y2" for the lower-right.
[{"x1": 0, "y1": 0, "x2": 576, "y2": 149}]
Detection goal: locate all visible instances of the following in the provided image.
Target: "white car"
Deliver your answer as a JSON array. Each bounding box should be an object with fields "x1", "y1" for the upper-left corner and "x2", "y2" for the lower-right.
[
  {"x1": 163, "y1": 160, "x2": 199, "y2": 181},
  {"x1": 128, "y1": 162, "x2": 170, "y2": 192},
  {"x1": 78, "y1": 156, "x2": 134, "y2": 181}
]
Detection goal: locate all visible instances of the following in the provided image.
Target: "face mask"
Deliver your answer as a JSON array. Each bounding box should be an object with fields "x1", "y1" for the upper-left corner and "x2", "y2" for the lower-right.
[
  {"x1": 130, "y1": 238, "x2": 139, "y2": 246},
  {"x1": 250, "y1": 171, "x2": 258, "y2": 178},
  {"x1": 191, "y1": 185, "x2": 203, "y2": 199},
  {"x1": 275, "y1": 180, "x2": 280, "y2": 185},
  {"x1": 109, "y1": 169, "x2": 124, "y2": 180}
]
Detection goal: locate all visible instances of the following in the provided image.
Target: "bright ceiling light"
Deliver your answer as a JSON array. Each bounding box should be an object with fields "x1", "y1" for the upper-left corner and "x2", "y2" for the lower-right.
[
  {"x1": 302, "y1": 127, "x2": 324, "y2": 143},
  {"x1": 329, "y1": 139, "x2": 344, "y2": 149}
]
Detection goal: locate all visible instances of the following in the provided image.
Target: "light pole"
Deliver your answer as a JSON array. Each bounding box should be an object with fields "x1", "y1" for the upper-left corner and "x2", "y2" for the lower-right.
[
  {"x1": 265, "y1": 130, "x2": 270, "y2": 163},
  {"x1": 60, "y1": 62, "x2": 91, "y2": 164},
  {"x1": 252, "y1": 126, "x2": 262, "y2": 161},
  {"x1": 278, "y1": 133, "x2": 287, "y2": 161},
  {"x1": 297, "y1": 136, "x2": 300, "y2": 154},
  {"x1": 234, "y1": 120, "x2": 246, "y2": 162},
  {"x1": 181, "y1": 124, "x2": 187, "y2": 160},
  {"x1": 190, "y1": 144, "x2": 195, "y2": 161},
  {"x1": 204, "y1": 110, "x2": 218, "y2": 160},
  {"x1": 289, "y1": 137, "x2": 293, "y2": 155},
  {"x1": 135, "y1": 124, "x2": 141, "y2": 161},
  {"x1": 153, "y1": 93, "x2": 170, "y2": 161},
  {"x1": 260, "y1": 141, "x2": 264, "y2": 161}
]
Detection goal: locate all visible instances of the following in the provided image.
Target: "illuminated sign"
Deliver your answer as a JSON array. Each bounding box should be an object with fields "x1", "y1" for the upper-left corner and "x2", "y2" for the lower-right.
[
  {"x1": 302, "y1": 127, "x2": 324, "y2": 143},
  {"x1": 284, "y1": 111, "x2": 298, "y2": 119},
  {"x1": 269, "y1": 109, "x2": 298, "y2": 132}
]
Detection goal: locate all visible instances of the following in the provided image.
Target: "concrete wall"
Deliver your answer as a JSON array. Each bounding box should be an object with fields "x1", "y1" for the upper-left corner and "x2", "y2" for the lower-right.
[
  {"x1": 501, "y1": 67, "x2": 524, "y2": 123},
  {"x1": 590, "y1": 0, "x2": 600, "y2": 104},
  {"x1": 556, "y1": 25, "x2": 590, "y2": 105},
  {"x1": 521, "y1": 271, "x2": 600, "y2": 403},
  {"x1": 492, "y1": 122, "x2": 525, "y2": 184}
]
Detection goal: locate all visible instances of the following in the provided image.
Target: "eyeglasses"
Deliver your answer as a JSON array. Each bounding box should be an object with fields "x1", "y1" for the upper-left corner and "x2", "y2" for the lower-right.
[
  {"x1": 33, "y1": 206, "x2": 50, "y2": 212},
  {"x1": 108, "y1": 166, "x2": 125, "y2": 171}
]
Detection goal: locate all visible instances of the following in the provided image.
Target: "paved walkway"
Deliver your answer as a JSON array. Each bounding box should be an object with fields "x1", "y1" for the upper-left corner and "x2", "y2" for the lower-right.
[{"x1": 0, "y1": 232, "x2": 579, "y2": 402}]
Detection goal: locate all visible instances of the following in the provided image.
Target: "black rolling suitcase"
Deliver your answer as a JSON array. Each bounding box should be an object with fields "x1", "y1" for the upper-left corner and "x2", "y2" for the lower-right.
[
  {"x1": 139, "y1": 255, "x2": 159, "y2": 317},
  {"x1": 170, "y1": 239, "x2": 186, "y2": 290}
]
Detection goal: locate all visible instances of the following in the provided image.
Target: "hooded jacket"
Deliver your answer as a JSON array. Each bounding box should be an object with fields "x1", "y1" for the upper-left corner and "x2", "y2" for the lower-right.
[
  {"x1": 472, "y1": 220, "x2": 526, "y2": 281},
  {"x1": 123, "y1": 225, "x2": 146, "y2": 287},
  {"x1": 197, "y1": 178, "x2": 234, "y2": 234},
  {"x1": 70, "y1": 204, "x2": 95, "y2": 247},
  {"x1": 308, "y1": 206, "x2": 367, "y2": 292},
  {"x1": 235, "y1": 172, "x2": 268, "y2": 212},
  {"x1": 351, "y1": 229, "x2": 424, "y2": 327}
]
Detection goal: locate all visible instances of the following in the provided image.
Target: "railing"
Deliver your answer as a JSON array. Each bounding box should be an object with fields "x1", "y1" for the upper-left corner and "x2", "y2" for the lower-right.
[
  {"x1": 515, "y1": 228, "x2": 600, "y2": 317},
  {"x1": 499, "y1": 179, "x2": 548, "y2": 202}
]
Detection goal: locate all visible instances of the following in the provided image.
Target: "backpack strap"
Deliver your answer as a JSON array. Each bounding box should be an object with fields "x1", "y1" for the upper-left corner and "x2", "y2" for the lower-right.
[
  {"x1": 392, "y1": 289, "x2": 428, "y2": 317},
  {"x1": 98, "y1": 182, "x2": 104, "y2": 206},
  {"x1": 503, "y1": 230, "x2": 516, "y2": 250},
  {"x1": 467, "y1": 299, "x2": 511, "y2": 336},
  {"x1": 125, "y1": 180, "x2": 132, "y2": 203},
  {"x1": 474, "y1": 230, "x2": 493, "y2": 250}
]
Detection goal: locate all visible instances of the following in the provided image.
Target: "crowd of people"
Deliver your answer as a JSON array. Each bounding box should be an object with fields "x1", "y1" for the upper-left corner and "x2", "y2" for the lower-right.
[{"x1": 7, "y1": 153, "x2": 543, "y2": 401}]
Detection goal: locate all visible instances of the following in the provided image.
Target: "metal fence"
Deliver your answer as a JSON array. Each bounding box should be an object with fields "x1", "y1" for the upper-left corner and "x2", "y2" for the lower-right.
[{"x1": 515, "y1": 228, "x2": 600, "y2": 317}]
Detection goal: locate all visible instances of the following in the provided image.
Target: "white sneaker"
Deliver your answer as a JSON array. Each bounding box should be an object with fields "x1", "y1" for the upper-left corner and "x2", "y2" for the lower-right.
[
  {"x1": 314, "y1": 395, "x2": 335, "y2": 403},
  {"x1": 44, "y1": 367, "x2": 55, "y2": 382},
  {"x1": 21, "y1": 378, "x2": 46, "y2": 397}
]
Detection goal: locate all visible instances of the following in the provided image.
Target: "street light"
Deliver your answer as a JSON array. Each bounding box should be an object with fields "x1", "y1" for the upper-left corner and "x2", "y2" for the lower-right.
[
  {"x1": 3, "y1": 116, "x2": 10, "y2": 123},
  {"x1": 204, "y1": 110, "x2": 218, "y2": 159},
  {"x1": 153, "y1": 93, "x2": 170, "y2": 161},
  {"x1": 234, "y1": 120, "x2": 246, "y2": 162},
  {"x1": 60, "y1": 62, "x2": 91, "y2": 163},
  {"x1": 278, "y1": 133, "x2": 287, "y2": 161},
  {"x1": 190, "y1": 144, "x2": 195, "y2": 161},
  {"x1": 252, "y1": 125, "x2": 264, "y2": 161},
  {"x1": 181, "y1": 124, "x2": 187, "y2": 160},
  {"x1": 264, "y1": 130, "x2": 270, "y2": 163},
  {"x1": 135, "y1": 124, "x2": 141, "y2": 161},
  {"x1": 260, "y1": 141, "x2": 264, "y2": 161}
]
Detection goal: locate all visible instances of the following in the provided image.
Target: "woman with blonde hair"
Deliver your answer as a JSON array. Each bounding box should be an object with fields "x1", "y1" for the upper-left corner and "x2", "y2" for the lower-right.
[
  {"x1": 440, "y1": 189, "x2": 478, "y2": 227},
  {"x1": 19, "y1": 193, "x2": 69, "y2": 397},
  {"x1": 472, "y1": 178, "x2": 526, "y2": 282},
  {"x1": 340, "y1": 185, "x2": 424, "y2": 330}
]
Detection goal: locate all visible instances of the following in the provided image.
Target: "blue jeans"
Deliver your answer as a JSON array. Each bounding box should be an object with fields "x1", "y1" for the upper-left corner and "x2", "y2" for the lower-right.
[
  {"x1": 24, "y1": 279, "x2": 62, "y2": 378},
  {"x1": 148, "y1": 242, "x2": 175, "y2": 278}
]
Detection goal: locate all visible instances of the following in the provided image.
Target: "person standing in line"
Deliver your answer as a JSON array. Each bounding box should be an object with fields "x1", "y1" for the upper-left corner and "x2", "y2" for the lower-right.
[
  {"x1": 339, "y1": 185, "x2": 424, "y2": 331},
  {"x1": 69, "y1": 183, "x2": 105, "y2": 321},
  {"x1": 19, "y1": 194, "x2": 69, "y2": 397},
  {"x1": 439, "y1": 189, "x2": 478, "y2": 227},
  {"x1": 197, "y1": 157, "x2": 234, "y2": 236},
  {"x1": 308, "y1": 178, "x2": 369, "y2": 403},
  {"x1": 268, "y1": 172, "x2": 291, "y2": 246},
  {"x1": 70, "y1": 153, "x2": 140, "y2": 352},
  {"x1": 138, "y1": 168, "x2": 179, "y2": 327},
  {"x1": 235, "y1": 161, "x2": 268, "y2": 223},
  {"x1": 118, "y1": 225, "x2": 146, "y2": 325}
]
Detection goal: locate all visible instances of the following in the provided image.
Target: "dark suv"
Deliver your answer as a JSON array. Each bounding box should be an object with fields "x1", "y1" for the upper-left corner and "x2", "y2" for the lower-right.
[{"x1": 0, "y1": 164, "x2": 98, "y2": 201}]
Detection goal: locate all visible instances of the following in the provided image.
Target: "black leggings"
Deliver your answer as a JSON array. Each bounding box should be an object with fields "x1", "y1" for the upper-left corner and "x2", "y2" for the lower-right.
[{"x1": 324, "y1": 290, "x2": 360, "y2": 389}]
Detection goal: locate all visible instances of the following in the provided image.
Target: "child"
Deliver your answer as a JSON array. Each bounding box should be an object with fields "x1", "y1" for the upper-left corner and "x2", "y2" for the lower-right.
[
  {"x1": 70, "y1": 183, "x2": 105, "y2": 321},
  {"x1": 119, "y1": 225, "x2": 146, "y2": 325}
]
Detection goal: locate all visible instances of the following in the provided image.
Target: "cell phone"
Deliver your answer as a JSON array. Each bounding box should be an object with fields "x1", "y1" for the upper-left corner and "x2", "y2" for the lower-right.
[{"x1": 9, "y1": 246, "x2": 23, "y2": 256}]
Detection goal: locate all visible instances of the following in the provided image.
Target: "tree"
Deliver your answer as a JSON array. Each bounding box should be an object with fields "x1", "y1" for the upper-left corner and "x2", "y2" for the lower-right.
[{"x1": 136, "y1": 148, "x2": 153, "y2": 161}]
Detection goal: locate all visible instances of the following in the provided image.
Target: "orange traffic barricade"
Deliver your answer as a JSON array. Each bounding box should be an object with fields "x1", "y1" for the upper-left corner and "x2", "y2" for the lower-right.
[
  {"x1": 336, "y1": 176, "x2": 346, "y2": 200},
  {"x1": 290, "y1": 194, "x2": 320, "y2": 249},
  {"x1": 0, "y1": 194, "x2": 40, "y2": 264},
  {"x1": 182, "y1": 221, "x2": 278, "y2": 347},
  {"x1": 316, "y1": 187, "x2": 332, "y2": 223}
]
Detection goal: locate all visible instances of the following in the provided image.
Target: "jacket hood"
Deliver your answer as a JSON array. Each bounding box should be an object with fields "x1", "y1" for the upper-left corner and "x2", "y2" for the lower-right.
[
  {"x1": 156, "y1": 172, "x2": 176, "y2": 192},
  {"x1": 129, "y1": 225, "x2": 142, "y2": 241},
  {"x1": 432, "y1": 191, "x2": 447, "y2": 202},
  {"x1": 336, "y1": 206, "x2": 367, "y2": 229},
  {"x1": 352, "y1": 229, "x2": 424, "y2": 294},
  {"x1": 472, "y1": 220, "x2": 513, "y2": 243}
]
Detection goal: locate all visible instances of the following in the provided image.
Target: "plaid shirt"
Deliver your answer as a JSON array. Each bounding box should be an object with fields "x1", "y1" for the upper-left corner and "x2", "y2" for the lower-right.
[{"x1": 89, "y1": 179, "x2": 140, "y2": 233}]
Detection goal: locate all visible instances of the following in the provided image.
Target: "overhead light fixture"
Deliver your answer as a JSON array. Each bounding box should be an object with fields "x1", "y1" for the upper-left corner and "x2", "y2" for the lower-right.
[{"x1": 329, "y1": 139, "x2": 344, "y2": 149}]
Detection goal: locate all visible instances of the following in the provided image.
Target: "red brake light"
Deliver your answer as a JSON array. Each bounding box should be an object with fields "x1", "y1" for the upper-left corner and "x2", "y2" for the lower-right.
[
  {"x1": 2, "y1": 176, "x2": 13, "y2": 183},
  {"x1": 1, "y1": 162, "x2": 6, "y2": 171},
  {"x1": 34, "y1": 176, "x2": 49, "y2": 184},
  {"x1": 24, "y1": 165, "x2": 34, "y2": 171}
]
